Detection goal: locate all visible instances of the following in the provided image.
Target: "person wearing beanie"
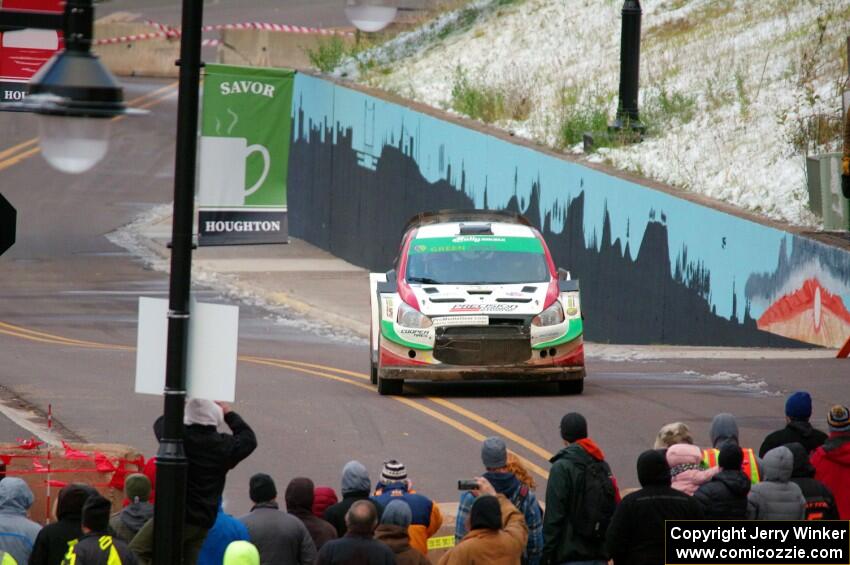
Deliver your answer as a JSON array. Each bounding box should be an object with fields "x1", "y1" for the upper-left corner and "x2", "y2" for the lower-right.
[
  {"x1": 701, "y1": 413, "x2": 762, "y2": 485},
  {"x1": 0, "y1": 478, "x2": 41, "y2": 564},
  {"x1": 63, "y1": 494, "x2": 137, "y2": 564},
  {"x1": 439, "y1": 478, "x2": 527, "y2": 565},
  {"x1": 374, "y1": 500, "x2": 429, "y2": 565},
  {"x1": 455, "y1": 437, "x2": 543, "y2": 565},
  {"x1": 238, "y1": 474, "x2": 317, "y2": 565},
  {"x1": 318, "y1": 500, "x2": 395, "y2": 565},
  {"x1": 759, "y1": 391, "x2": 828, "y2": 457},
  {"x1": 747, "y1": 446, "x2": 806, "y2": 520},
  {"x1": 312, "y1": 486, "x2": 338, "y2": 519},
  {"x1": 606, "y1": 450, "x2": 703, "y2": 565},
  {"x1": 285, "y1": 477, "x2": 337, "y2": 550},
  {"x1": 371, "y1": 460, "x2": 442, "y2": 556},
  {"x1": 377, "y1": 459, "x2": 408, "y2": 487},
  {"x1": 543, "y1": 413, "x2": 620, "y2": 565},
  {"x1": 323, "y1": 461, "x2": 383, "y2": 538},
  {"x1": 786, "y1": 442, "x2": 838, "y2": 520},
  {"x1": 109, "y1": 474, "x2": 154, "y2": 543},
  {"x1": 811, "y1": 404, "x2": 850, "y2": 519},
  {"x1": 130, "y1": 400, "x2": 257, "y2": 565},
  {"x1": 30, "y1": 483, "x2": 97, "y2": 565},
  {"x1": 693, "y1": 444, "x2": 751, "y2": 519},
  {"x1": 654, "y1": 422, "x2": 694, "y2": 449}
]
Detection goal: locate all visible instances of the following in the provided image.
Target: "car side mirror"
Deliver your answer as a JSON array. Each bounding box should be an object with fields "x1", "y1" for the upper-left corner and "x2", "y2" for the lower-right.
[{"x1": 557, "y1": 268, "x2": 571, "y2": 281}]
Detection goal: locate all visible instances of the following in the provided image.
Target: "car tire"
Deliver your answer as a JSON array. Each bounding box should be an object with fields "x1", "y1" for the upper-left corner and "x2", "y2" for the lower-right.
[
  {"x1": 378, "y1": 377, "x2": 403, "y2": 396},
  {"x1": 558, "y1": 379, "x2": 584, "y2": 395}
]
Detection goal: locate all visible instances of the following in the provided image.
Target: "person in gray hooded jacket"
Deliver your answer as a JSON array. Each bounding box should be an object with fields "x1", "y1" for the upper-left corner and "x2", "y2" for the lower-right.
[
  {"x1": 0, "y1": 477, "x2": 42, "y2": 563},
  {"x1": 323, "y1": 461, "x2": 383, "y2": 538},
  {"x1": 703, "y1": 413, "x2": 763, "y2": 485},
  {"x1": 747, "y1": 446, "x2": 806, "y2": 520}
]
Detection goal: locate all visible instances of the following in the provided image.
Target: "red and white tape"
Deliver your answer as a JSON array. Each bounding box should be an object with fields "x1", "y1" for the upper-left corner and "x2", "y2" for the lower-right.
[{"x1": 94, "y1": 19, "x2": 351, "y2": 47}]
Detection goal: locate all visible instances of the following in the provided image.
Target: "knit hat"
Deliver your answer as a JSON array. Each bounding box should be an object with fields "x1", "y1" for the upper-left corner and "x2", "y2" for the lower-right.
[
  {"x1": 380, "y1": 459, "x2": 407, "y2": 483},
  {"x1": 481, "y1": 437, "x2": 508, "y2": 469},
  {"x1": 184, "y1": 398, "x2": 224, "y2": 428},
  {"x1": 82, "y1": 494, "x2": 112, "y2": 532},
  {"x1": 654, "y1": 422, "x2": 693, "y2": 449},
  {"x1": 469, "y1": 495, "x2": 502, "y2": 530},
  {"x1": 785, "y1": 391, "x2": 812, "y2": 420},
  {"x1": 827, "y1": 405, "x2": 850, "y2": 433},
  {"x1": 718, "y1": 443, "x2": 743, "y2": 471},
  {"x1": 560, "y1": 413, "x2": 588, "y2": 442},
  {"x1": 124, "y1": 473, "x2": 151, "y2": 503},
  {"x1": 381, "y1": 500, "x2": 412, "y2": 528},
  {"x1": 249, "y1": 473, "x2": 277, "y2": 503}
]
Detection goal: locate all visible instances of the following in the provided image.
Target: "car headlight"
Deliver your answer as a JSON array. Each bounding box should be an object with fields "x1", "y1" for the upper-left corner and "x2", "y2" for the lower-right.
[
  {"x1": 532, "y1": 301, "x2": 565, "y2": 327},
  {"x1": 397, "y1": 302, "x2": 432, "y2": 328}
]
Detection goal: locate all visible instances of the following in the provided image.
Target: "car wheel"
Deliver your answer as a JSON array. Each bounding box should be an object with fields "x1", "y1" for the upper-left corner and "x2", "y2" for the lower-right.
[
  {"x1": 378, "y1": 377, "x2": 403, "y2": 396},
  {"x1": 558, "y1": 379, "x2": 584, "y2": 395}
]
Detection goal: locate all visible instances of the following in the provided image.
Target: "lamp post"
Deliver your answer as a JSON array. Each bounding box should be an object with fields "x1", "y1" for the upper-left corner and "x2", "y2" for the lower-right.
[
  {"x1": 150, "y1": 0, "x2": 205, "y2": 562},
  {"x1": 611, "y1": 0, "x2": 644, "y2": 133},
  {"x1": 3, "y1": 0, "x2": 205, "y2": 562}
]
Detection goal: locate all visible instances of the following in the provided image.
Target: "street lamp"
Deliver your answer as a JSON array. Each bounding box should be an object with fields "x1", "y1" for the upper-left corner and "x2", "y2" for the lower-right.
[
  {"x1": 344, "y1": 0, "x2": 398, "y2": 33},
  {"x1": 0, "y1": 0, "x2": 141, "y2": 172},
  {"x1": 3, "y1": 0, "x2": 200, "y2": 563}
]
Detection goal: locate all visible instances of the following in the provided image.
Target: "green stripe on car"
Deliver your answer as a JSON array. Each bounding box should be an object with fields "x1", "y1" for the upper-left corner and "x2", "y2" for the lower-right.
[
  {"x1": 380, "y1": 320, "x2": 433, "y2": 350},
  {"x1": 532, "y1": 318, "x2": 584, "y2": 350}
]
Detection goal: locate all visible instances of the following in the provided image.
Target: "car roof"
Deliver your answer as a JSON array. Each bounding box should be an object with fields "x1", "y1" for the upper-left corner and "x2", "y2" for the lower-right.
[
  {"x1": 413, "y1": 221, "x2": 538, "y2": 239},
  {"x1": 403, "y1": 209, "x2": 531, "y2": 232}
]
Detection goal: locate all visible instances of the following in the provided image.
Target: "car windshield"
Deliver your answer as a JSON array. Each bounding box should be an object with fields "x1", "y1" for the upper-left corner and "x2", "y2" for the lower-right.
[{"x1": 405, "y1": 235, "x2": 550, "y2": 285}]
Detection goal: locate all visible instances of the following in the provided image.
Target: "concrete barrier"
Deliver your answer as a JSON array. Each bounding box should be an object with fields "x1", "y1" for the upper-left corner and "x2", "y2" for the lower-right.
[
  {"x1": 218, "y1": 28, "x2": 354, "y2": 71},
  {"x1": 93, "y1": 20, "x2": 180, "y2": 78}
]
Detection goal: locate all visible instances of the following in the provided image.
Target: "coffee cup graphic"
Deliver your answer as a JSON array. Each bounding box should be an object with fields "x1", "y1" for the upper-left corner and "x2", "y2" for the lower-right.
[{"x1": 199, "y1": 136, "x2": 271, "y2": 206}]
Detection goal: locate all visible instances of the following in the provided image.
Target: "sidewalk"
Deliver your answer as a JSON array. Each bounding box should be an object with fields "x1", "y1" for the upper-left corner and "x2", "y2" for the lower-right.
[{"x1": 119, "y1": 209, "x2": 835, "y2": 359}]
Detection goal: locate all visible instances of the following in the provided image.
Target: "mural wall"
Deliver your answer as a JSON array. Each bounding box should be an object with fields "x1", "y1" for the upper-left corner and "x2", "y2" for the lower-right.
[{"x1": 287, "y1": 74, "x2": 850, "y2": 348}]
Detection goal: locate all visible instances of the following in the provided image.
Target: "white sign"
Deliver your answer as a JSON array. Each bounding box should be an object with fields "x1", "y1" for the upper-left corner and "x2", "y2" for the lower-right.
[
  {"x1": 431, "y1": 315, "x2": 489, "y2": 327},
  {"x1": 135, "y1": 297, "x2": 239, "y2": 401}
]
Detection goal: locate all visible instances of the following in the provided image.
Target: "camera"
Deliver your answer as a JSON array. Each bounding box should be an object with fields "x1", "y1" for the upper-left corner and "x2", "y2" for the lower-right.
[{"x1": 457, "y1": 479, "x2": 479, "y2": 490}]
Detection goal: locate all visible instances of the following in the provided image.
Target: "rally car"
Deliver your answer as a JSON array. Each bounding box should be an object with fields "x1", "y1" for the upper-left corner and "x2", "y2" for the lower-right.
[{"x1": 369, "y1": 210, "x2": 585, "y2": 395}]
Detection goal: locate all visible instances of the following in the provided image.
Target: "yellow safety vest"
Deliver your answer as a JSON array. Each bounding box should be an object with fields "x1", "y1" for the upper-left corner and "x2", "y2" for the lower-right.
[{"x1": 702, "y1": 447, "x2": 760, "y2": 485}]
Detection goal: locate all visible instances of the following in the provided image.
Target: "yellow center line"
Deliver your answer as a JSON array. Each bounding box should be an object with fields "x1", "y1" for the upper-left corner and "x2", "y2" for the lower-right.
[
  {"x1": 0, "y1": 80, "x2": 179, "y2": 170},
  {"x1": 243, "y1": 357, "x2": 550, "y2": 480},
  {"x1": 243, "y1": 355, "x2": 555, "y2": 462},
  {"x1": 0, "y1": 322, "x2": 552, "y2": 480},
  {"x1": 0, "y1": 138, "x2": 37, "y2": 161}
]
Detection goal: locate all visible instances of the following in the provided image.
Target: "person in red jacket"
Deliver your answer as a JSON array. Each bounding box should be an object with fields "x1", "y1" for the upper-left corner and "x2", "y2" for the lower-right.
[{"x1": 811, "y1": 405, "x2": 850, "y2": 519}]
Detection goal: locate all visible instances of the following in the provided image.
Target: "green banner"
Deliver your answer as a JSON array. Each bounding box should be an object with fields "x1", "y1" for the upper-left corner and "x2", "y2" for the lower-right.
[
  {"x1": 198, "y1": 64, "x2": 294, "y2": 245},
  {"x1": 409, "y1": 236, "x2": 544, "y2": 254}
]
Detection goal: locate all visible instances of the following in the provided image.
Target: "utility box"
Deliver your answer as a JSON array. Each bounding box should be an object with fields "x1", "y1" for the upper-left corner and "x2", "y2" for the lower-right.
[{"x1": 806, "y1": 152, "x2": 849, "y2": 230}]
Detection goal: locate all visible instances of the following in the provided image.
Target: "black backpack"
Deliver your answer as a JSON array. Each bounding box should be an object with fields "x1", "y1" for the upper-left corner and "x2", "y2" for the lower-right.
[{"x1": 572, "y1": 459, "x2": 617, "y2": 541}]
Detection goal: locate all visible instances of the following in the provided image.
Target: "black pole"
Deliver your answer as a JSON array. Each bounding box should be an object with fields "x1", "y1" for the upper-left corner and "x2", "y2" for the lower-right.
[
  {"x1": 153, "y1": 0, "x2": 203, "y2": 562},
  {"x1": 613, "y1": 0, "x2": 643, "y2": 131}
]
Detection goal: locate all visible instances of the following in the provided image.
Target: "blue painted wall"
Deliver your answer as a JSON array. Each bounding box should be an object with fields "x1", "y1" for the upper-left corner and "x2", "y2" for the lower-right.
[{"x1": 288, "y1": 74, "x2": 850, "y2": 348}]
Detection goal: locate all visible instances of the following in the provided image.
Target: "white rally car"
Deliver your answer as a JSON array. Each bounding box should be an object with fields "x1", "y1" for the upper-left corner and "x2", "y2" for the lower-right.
[{"x1": 369, "y1": 210, "x2": 585, "y2": 395}]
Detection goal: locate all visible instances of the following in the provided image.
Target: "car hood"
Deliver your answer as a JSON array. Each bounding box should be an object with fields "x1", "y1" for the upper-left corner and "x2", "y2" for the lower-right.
[{"x1": 410, "y1": 283, "x2": 549, "y2": 317}]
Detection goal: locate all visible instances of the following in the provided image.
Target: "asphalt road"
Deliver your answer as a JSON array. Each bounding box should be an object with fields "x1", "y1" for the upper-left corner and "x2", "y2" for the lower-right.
[{"x1": 1, "y1": 77, "x2": 848, "y2": 518}]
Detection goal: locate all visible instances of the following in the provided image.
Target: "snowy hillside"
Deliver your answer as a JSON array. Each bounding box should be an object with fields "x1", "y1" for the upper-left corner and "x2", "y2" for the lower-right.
[{"x1": 340, "y1": 0, "x2": 850, "y2": 228}]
